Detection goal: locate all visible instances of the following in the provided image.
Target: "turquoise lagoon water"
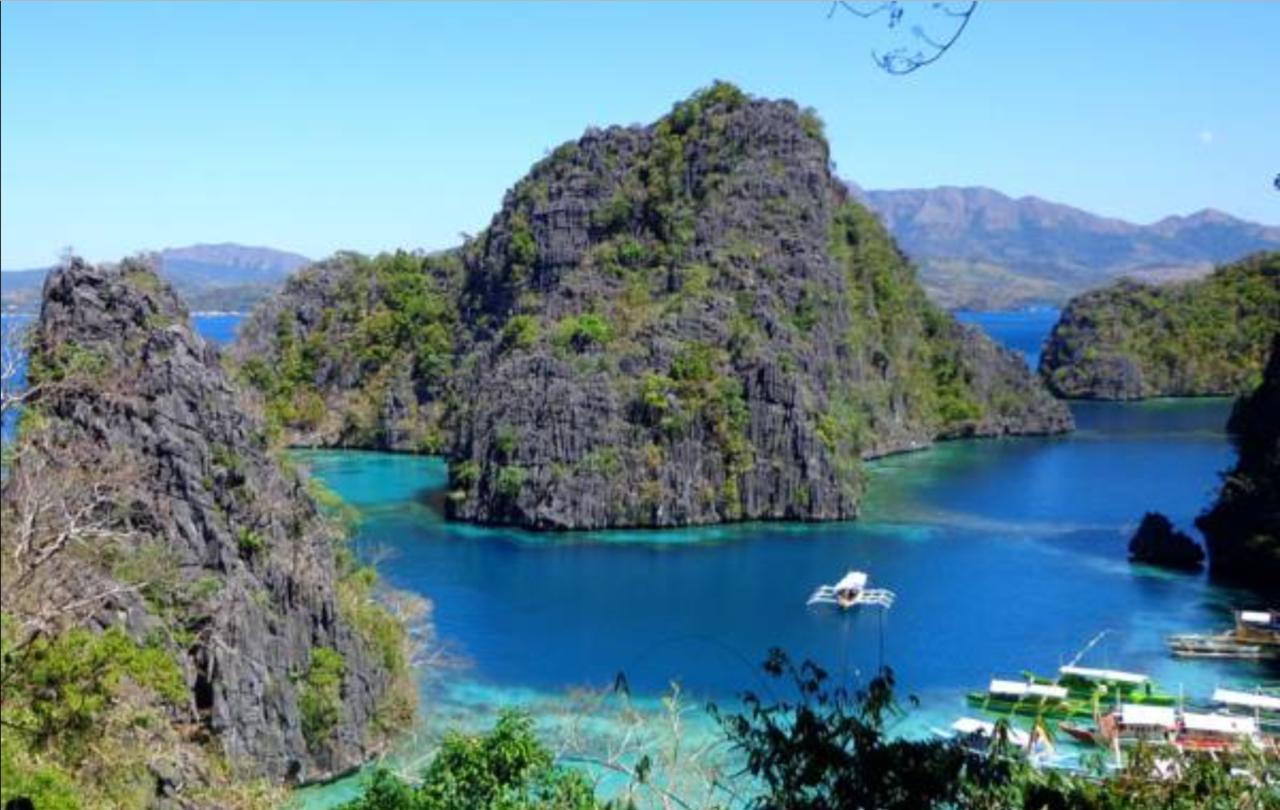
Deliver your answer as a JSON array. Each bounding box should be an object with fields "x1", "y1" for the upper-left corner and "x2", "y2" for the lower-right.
[{"x1": 292, "y1": 380, "x2": 1277, "y2": 802}]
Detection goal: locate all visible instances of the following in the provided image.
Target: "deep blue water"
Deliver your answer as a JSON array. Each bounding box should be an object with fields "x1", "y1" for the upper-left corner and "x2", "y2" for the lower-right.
[
  {"x1": 301, "y1": 399, "x2": 1268, "y2": 706},
  {"x1": 295, "y1": 393, "x2": 1276, "y2": 806},
  {"x1": 954, "y1": 308, "x2": 1061, "y2": 368},
  {"x1": 190, "y1": 312, "x2": 245, "y2": 345}
]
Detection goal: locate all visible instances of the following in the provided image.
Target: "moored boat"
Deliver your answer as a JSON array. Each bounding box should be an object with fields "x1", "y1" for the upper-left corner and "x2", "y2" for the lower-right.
[
  {"x1": 1233, "y1": 609, "x2": 1280, "y2": 645},
  {"x1": 806, "y1": 570, "x2": 895, "y2": 610},
  {"x1": 967, "y1": 678, "x2": 1091, "y2": 719},
  {"x1": 1027, "y1": 665, "x2": 1176, "y2": 706},
  {"x1": 1166, "y1": 608, "x2": 1280, "y2": 659},
  {"x1": 1212, "y1": 687, "x2": 1280, "y2": 734},
  {"x1": 1176, "y1": 711, "x2": 1264, "y2": 753},
  {"x1": 1058, "y1": 704, "x2": 1178, "y2": 749},
  {"x1": 947, "y1": 717, "x2": 1052, "y2": 756},
  {"x1": 1167, "y1": 633, "x2": 1270, "y2": 659}
]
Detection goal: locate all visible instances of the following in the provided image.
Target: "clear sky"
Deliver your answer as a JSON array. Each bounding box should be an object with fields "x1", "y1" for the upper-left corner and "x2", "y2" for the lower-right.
[{"x1": 2, "y1": 1, "x2": 1277, "y2": 268}]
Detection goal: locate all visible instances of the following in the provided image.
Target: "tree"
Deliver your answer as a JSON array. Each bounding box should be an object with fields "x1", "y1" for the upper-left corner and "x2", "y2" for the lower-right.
[{"x1": 829, "y1": 2, "x2": 979, "y2": 75}]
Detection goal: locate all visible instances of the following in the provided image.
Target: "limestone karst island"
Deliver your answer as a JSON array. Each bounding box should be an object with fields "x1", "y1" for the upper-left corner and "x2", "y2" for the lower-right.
[{"x1": 1, "y1": 3, "x2": 1277, "y2": 809}]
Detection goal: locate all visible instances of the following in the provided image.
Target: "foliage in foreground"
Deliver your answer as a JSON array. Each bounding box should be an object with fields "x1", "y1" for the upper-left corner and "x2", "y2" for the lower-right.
[
  {"x1": 337, "y1": 712, "x2": 600, "y2": 810},
  {"x1": 339, "y1": 649, "x2": 1279, "y2": 810}
]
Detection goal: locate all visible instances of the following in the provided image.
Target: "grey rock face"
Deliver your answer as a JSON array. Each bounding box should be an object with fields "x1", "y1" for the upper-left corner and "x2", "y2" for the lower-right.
[
  {"x1": 234, "y1": 85, "x2": 1072, "y2": 532},
  {"x1": 442, "y1": 87, "x2": 1072, "y2": 529},
  {"x1": 27, "y1": 259, "x2": 394, "y2": 783}
]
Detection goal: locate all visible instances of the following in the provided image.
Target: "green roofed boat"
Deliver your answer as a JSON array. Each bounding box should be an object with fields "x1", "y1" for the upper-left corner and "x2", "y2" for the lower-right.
[
  {"x1": 966, "y1": 678, "x2": 1094, "y2": 719},
  {"x1": 1024, "y1": 665, "x2": 1177, "y2": 707}
]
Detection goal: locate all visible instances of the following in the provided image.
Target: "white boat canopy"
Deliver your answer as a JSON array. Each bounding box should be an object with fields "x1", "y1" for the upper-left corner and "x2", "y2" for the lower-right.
[
  {"x1": 1212, "y1": 688, "x2": 1280, "y2": 712},
  {"x1": 806, "y1": 570, "x2": 894, "y2": 609},
  {"x1": 989, "y1": 679, "x2": 1068, "y2": 700},
  {"x1": 1182, "y1": 712, "x2": 1257, "y2": 735},
  {"x1": 834, "y1": 571, "x2": 868, "y2": 592},
  {"x1": 1239, "y1": 610, "x2": 1276, "y2": 625},
  {"x1": 1059, "y1": 665, "x2": 1149, "y2": 685},
  {"x1": 1117, "y1": 704, "x2": 1176, "y2": 728}
]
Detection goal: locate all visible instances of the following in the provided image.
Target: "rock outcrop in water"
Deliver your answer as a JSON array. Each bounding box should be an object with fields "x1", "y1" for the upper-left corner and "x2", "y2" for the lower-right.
[
  {"x1": 236, "y1": 83, "x2": 1071, "y2": 530},
  {"x1": 1038, "y1": 252, "x2": 1280, "y2": 399},
  {"x1": 6, "y1": 259, "x2": 410, "y2": 793},
  {"x1": 1197, "y1": 334, "x2": 1280, "y2": 588},
  {"x1": 1128, "y1": 512, "x2": 1205, "y2": 572}
]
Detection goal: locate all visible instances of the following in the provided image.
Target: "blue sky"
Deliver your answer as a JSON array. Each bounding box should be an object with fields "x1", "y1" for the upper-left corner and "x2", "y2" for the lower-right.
[{"x1": 2, "y1": 1, "x2": 1277, "y2": 268}]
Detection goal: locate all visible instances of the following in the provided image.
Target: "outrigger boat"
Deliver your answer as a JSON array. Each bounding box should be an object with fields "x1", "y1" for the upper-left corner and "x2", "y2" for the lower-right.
[
  {"x1": 1059, "y1": 704, "x2": 1177, "y2": 748},
  {"x1": 1059, "y1": 704, "x2": 1275, "y2": 756},
  {"x1": 1026, "y1": 665, "x2": 1176, "y2": 706},
  {"x1": 1177, "y1": 711, "x2": 1267, "y2": 754},
  {"x1": 806, "y1": 571, "x2": 895, "y2": 610},
  {"x1": 1167, "y1": 608, "x2": 1280, "y2": 659},
  {"x1": 967, "y1": 678, "x2": 1092, "y2": 719},
  {"x1": 1212, "y1": 687, "x2": 1280, "y2": 733},
  {"x1": 945, "y1": 717, "x2": 1052, "y2": 757},
  {"x1": 1167, "y1": 634, "x2": 1269, "y2": 659}
]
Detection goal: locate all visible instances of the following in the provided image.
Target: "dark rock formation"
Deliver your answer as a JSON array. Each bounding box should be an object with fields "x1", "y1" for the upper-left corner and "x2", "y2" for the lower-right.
[
  {"x1": 1039, "y1": 252, "x2": 1280, "y2": 399},
  {"x1": 1128, "y1": 512, "x2": 1205, "y2": 571},
  {"x1": 235, "y1": 83, "x2": 1071, "y2": 531},
  {"x1": 1197, "y1": 333, "x2": 1280, "y2": 589},
  {"x1": 441, "y1": 86, "x2": 1069, "y2": 529},
  {"x1": 18, "y1": 258, "x2": 403, "y2": 785}
]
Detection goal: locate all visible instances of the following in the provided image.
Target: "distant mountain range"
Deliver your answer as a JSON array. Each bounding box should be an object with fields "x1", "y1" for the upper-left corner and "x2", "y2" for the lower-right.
[
  {"x1": 5, "y1": 192, "x2": 1276, "y2": 314},
  {"x1": 850, "y1": 184, "x2": 1280, "y2": 310},
  {"x1": 1, "y1": 243, "x2": 309, "y2": 313}
]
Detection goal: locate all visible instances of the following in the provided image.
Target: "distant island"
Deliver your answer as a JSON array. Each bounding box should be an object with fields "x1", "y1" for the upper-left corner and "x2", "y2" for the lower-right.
[
  {"x1": 1038, "y1": 251, "x2": 1279, "y2": 399},
  {"x1": 0, "y1": 243, "x2": 309, "y2": 314},
  {"x1": 852, "y1": 185, "x2": 1280, "y2": 311},
  {"x1": 233, "y1": 83, "x2": 1072, "y2": 530}
]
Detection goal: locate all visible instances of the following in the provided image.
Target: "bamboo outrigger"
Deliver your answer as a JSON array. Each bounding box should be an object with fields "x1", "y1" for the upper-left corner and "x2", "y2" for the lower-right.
[{"x1": 806, "y1": 571, "x2": 895, "y2": 610}]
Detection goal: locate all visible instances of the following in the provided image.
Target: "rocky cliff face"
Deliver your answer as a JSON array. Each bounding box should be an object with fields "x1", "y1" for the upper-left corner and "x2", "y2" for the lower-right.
[
  {"x1": 1038, "y1": 252, "x2": 1280, "y2": 399},
  {"x1": 441, "y1": 85, "x2": 1069, "y2": 529},
  {"x1": 17, "y1": 259, "x2": 404, "y2": 786},
  {"x1": 1197, "y1": 334, "x2": 1280, "y2": 590},
  {"x1": 236, "y1": 84, "x2": 1071, "y2": 531},
  {"x1": 231, "y1": 251, "x2": 463, "y2": 451}
]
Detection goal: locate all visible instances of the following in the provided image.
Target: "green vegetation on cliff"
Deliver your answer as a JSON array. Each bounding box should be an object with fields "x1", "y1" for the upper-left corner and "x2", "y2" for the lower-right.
[
  {"x1": 233, "y1": 83, "x2": 1070, "y2": 530},
  {"x1": 2, "y1": 259, "x2": 416, "y2": 807},
  {"x1": 1039, "y1": 251, "x2": 1280, "y2": 399},
  {"x1": 237, "y1": 250, "x2": 462, "y2": 450}
]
